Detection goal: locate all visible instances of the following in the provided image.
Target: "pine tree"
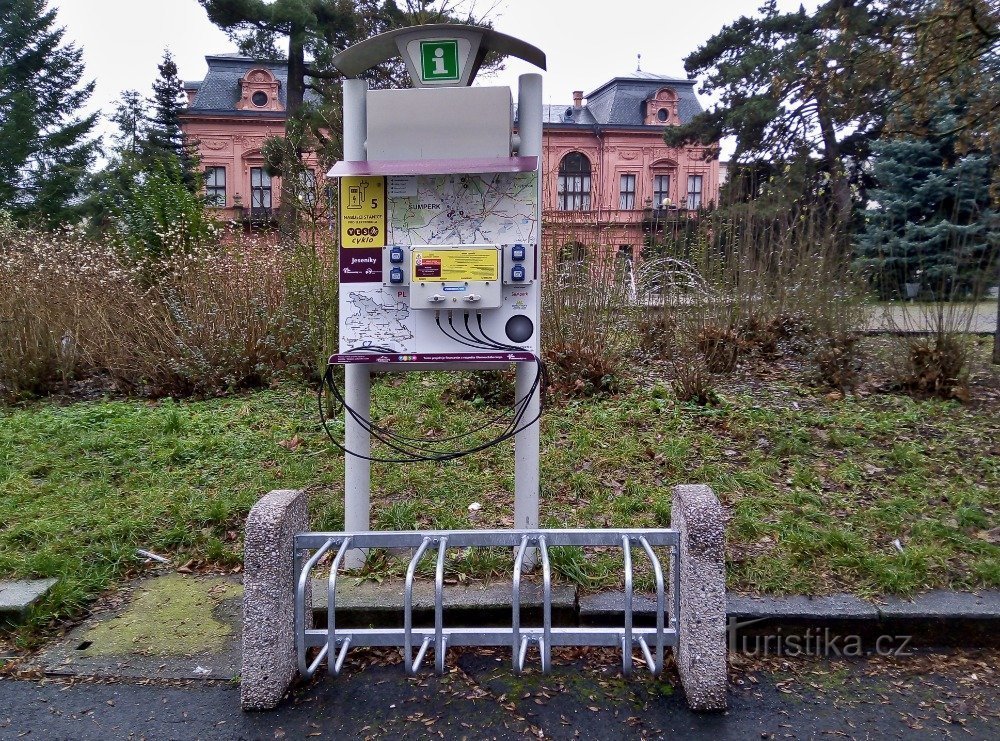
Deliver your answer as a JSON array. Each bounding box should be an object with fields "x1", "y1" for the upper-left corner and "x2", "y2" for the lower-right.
[
  {"x1": 110, "y1": 90, "x2": 149, "y2": 158},
  {"x1": 856, "y1": 116, "x2": 998, "y2": 299},
  {"x1": 145, "y1": 50, "x2": 198, "y2": 190},
  {"x1": 0, "y1": 0, "x2": 98, "y2": 224}
]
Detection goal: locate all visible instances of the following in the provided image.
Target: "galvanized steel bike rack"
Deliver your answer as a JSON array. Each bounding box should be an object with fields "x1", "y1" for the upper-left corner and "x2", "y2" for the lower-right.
[{"x1": 294, "y1": 528, "x2": 679, "y2": 679}]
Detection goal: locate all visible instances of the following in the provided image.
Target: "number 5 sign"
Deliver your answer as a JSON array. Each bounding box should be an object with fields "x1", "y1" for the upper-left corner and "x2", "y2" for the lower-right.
[{"x1": 340, "y1": 176, "x2": 386, "y2": 247}]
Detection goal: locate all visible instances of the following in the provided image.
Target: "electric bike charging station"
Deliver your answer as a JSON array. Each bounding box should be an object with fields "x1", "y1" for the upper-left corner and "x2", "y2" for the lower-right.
[
  {"x1": 239, "y1": 25, "x2": 728, "y2": 713},
  {"x1": 326, "y1": 25, "x2": 547, "y2": 569}
]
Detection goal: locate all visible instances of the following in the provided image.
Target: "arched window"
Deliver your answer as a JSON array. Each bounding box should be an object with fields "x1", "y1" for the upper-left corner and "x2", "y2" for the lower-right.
[{"x1": 557, "y1": 152, "x2": 591, "y2": 211}]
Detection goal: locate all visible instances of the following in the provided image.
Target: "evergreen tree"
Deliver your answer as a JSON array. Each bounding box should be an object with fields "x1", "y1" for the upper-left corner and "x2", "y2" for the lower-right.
[
  {"x1": 110, "y1": 89, "x2": 149, "y2": 158},
  {"x1": 856, "y1": 116, "x2": 998, "y2": 299},
  {"x1": 665, "y1": 0, "x2": 899, "y2": 227},
  {"x1": 0, "y1": 0, "x2": 98, "y2": 224},
  {"x1": 145, "y1": 50, "x2": 198, "y2": 189}
]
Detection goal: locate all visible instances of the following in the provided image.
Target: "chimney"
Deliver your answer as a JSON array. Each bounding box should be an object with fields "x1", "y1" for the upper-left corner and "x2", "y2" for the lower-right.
[{"x1": 572, "y1": 90, "x2": 583, "y2": 108}]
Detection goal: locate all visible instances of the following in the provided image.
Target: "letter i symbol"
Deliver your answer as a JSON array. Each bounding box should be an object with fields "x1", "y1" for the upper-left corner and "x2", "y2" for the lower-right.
[{"x1": 433, "y1": 48, "x2": 447, "y2": 75}]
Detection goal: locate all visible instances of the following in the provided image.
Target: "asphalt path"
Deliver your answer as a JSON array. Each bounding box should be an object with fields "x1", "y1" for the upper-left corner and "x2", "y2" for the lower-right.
[
  {"x1": 866, "y1": 302, "x2": 996, "y2": 333},
  {"x1": 1, "y1": 648, "x2": 997, "y2": 739}
]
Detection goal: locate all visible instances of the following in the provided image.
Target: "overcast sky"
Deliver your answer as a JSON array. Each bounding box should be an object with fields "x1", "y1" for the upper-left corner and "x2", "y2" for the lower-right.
[{"x1": 51, "y1": 0, "x2": 817, "y2": 159}]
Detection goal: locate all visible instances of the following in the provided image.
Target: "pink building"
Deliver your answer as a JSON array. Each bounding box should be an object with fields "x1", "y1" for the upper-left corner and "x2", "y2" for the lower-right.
[
  {"x1": 534, "y1": 71, "x2": 720, "y2": 257},
  {"x1": 180, "y1": 54, "x2": 324, "y2": 225},
  {"x1": 180, "y1": 57, "x2": 719, "y2": 248}
]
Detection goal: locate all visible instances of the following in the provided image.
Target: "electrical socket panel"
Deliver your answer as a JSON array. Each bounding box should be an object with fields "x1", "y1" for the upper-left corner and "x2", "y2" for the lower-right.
[{"x1": 385, "y1": 244, "x2": 504, "y2": 310}]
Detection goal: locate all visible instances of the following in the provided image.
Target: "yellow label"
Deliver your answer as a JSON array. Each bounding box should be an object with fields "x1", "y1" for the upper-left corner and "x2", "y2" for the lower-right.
[
  {"x1": 339, "y1": 176, "x2": 386, "y2": 247},
  {"x1": 412, "y1": 249, "x2": 499, "y2": 282}
]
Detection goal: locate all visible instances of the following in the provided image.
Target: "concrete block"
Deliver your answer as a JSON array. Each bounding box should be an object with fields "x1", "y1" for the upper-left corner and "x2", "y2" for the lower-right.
[
  {"x1": 579, "y1": 591, "x2": 660, "y2": 626},
  {"x1": 241, "y1": 489, "x2": 308, "y2": 711},
  {"x1": 313, "y1": 579, "x2": 576, "y2": 615},
  {"x1": 0, "y1": 579, "x2": 58, "y2": 623},
  {"x1": 671, "y1": 484, "x2": 727, "y2": 711},
  {"x1": 877, "y1": 590, "x2": 1000, "y2": 620},
  {"x1": 728, "y1": 593, "x2": 878, "y2": 621}
]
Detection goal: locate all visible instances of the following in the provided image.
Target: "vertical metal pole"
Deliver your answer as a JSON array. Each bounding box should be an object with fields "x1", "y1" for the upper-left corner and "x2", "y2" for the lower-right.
[
  {"x1": 622, "y1": 535, "x2": 634, "y2": 676},
  {"x1": 538, "y1": 535, "x2": 552, "y2": 672},
  {"x1": 434, "y1": 537, "x2": 449, "y2": 674},
  {"x1": 342, "y1": 78, "x2": 371, "y2": 570},
  {"x1": 511, "y1": 535, "x2": 529, "y2": 673},
  {"x1": 514, "y1": 73, "x2": 544, "y2": 569}
]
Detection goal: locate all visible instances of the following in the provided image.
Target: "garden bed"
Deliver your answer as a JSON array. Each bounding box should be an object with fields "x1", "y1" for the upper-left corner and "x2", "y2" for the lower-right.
[{"x1": 2, "y1": 337, "x2": 998, "y2": 640}]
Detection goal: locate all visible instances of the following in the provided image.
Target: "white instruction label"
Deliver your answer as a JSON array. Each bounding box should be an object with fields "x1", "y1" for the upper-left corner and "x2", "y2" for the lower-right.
[{"x1": 388, "y1": 176, "x2": 417, "y2": 199}]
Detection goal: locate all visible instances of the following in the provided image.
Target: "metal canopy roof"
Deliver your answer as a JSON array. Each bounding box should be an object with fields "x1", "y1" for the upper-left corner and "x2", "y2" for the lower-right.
[{"x1": 331, "y1": 23, "x2": 545, "y2": 85}]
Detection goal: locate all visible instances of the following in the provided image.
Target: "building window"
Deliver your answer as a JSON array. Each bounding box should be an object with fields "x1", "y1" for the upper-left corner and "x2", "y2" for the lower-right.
[
  {"x1": 686, "y1": 175, "x2": 703, "y2": 210},
  {"x1": 251, "y1": 91, "x2": 268, "y2": 107},
  {"x1": 250, "y1": 167, "x2": 272, "y2": 209},
  {"x1": 657, "y1": 108, "x2": 668, "y2": 122},
  {"x1": 557, "y1": 152, "x2": 591, "y2": 211},
  {"x1": 204, "y1": 166, "x2": 226, "y2": 207},
  {"x1": 653, "y1": 175, "x2": 671, "y2": 208},
  {"x1": 299, "y1": 169, "x2": 316, "y2": 207},
  {"x1": 619, "y1": 174, "x2": 636, "y2": 210}
]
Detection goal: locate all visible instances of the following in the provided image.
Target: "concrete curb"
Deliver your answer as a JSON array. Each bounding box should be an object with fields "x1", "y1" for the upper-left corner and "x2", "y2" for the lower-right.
[{"x1": 312, "y1": 587, "x2": 1000, "y2": 648}]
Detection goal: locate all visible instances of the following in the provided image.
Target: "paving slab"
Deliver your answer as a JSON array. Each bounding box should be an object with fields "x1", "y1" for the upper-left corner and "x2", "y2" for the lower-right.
[
  {"x1": 35, "y1": 574, "x2": 242, "y2": 681},
  {"x1": 727, "y1": 593, "x2": 879, "y2": 621},
  {"x1": 0, "y1": 579, "x2": 58, "y2": 623},
  {"x1": 877, "y1": 589, "x2": 1000, "y2": 619},
  {"x1": 312, "y1": 579, "x2": 577, "y2": 626},
  {"x1": 579, "y1": 591, "x2": 661, "y2": 626}
]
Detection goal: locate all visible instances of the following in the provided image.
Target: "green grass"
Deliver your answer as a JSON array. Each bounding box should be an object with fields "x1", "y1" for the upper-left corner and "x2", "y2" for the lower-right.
[{"x1": 2, "y1": 362, "x2": 999, "y2": 639}]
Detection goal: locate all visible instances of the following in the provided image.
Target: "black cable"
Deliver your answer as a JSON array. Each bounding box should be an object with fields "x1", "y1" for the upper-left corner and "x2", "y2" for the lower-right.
[{"x1": 318, "y1": 331, "x2": 545, "y2": 463}]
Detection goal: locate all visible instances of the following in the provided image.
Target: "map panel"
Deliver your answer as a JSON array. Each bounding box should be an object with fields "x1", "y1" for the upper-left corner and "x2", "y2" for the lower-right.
[
  {"x1": 341, "y1": 289, "x2": 413, "y2": 350},
  {"x1": 387, "y1": 173, "x2": 538, "y2": 246}
]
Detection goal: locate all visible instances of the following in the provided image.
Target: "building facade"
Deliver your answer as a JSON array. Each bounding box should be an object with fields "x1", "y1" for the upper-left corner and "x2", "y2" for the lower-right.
[
  {"x1": 180, "y1": 57, "x2": 719, "y2": 248},
  {"x1": 180, "y1": 54, "x2": 323, "y2": 225},
  {"x1": 536, "y1": 71, "x2": 720, "y2": 259}
]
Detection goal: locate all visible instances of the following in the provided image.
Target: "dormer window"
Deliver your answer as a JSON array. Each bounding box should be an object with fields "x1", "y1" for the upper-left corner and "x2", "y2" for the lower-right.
[
  {"x1": 646, "y1": 87, "x2": 678, "y2": 125},
  {"x1": 237, "y1": 68, "x2": 282, "y2": 111}
]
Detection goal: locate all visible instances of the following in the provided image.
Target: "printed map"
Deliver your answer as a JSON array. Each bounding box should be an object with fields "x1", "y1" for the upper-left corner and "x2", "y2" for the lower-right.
[
  {"x1": 342, "y1": 290, "x2": 413, "y2": 350},
  {"x1": 388, "y1": 173, "x2": 538, "y2": 246}
]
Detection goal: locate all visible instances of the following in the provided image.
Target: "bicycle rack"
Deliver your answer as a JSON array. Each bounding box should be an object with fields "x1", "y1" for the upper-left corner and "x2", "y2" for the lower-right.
[{"x1": 294, "y1": 528, "x2": 679, "y2": 679}]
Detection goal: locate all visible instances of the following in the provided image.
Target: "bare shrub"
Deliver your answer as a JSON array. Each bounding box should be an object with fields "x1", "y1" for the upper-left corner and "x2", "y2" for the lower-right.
[
  {"x1": 897, "y1": 332, "x2": 972, "y2": 401},
  {"x1": 637, "y1": 175, "x2": 863, "y2": 384},
  {"x1": 636, "y1": 308, "x2": 676, "y2": 358},
  {"x1": 0, "y1": 218, "x2": 338, "y2": 400},
  {"x1": 669, "y1": 352, "x2": 718, "y2": 405},
  {"x1": 811, "y1": 335, "x2": 862, "y2": 390},
  {"x1": 541, "y1": 241, "x2": 635, "y2": 397},
  {"x1": 445, "y1": 368, "x2": 516, "y2": 406}
]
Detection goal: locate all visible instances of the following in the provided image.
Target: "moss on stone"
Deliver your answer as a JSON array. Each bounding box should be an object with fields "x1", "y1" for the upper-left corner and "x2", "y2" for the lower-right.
[{"x1": 77, "y1": 575, "x2": 242, "y2": 657}]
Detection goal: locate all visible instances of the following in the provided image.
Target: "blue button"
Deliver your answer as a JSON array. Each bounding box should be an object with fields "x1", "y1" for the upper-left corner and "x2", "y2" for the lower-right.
[
  {"x1": 389, "y1": 267, "x2": 404, "y2": 283},
  {"x1": 389, "y1": 247, "x2": 404, "y2": 264},
  {"x1": 511, "y1": 244, "x2": 526, "y2": 261},
  {"x1": 511, "y1": 264, "x2": 526, "y2": 281}
]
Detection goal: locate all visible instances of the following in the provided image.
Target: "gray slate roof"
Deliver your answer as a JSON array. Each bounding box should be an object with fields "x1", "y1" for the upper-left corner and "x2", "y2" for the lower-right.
[
  {"x1": 530, "y1": 73, "x2": 703, "y2": 128},
  {"x1": 186, "y1": 54, "x2": 320, "y2": 115}
]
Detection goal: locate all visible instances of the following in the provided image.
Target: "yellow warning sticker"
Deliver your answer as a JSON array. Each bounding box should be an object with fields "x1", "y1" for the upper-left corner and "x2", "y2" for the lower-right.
[
  {"x1": 340, "y1": 176, "x2": 386, "y2": 247},
  {"x1": 412, "y1": 249, "x2": 499, "y2": 282}
]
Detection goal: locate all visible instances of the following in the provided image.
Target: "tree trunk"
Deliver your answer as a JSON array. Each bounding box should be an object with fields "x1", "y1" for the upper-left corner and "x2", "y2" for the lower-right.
[
  {"x1": 816, "y1": 105, "x2": 853, "y2": 235},
  {"x1": 279, "y1": 26, "x2": 306, "y2": 245},
  {"x1": 993, "y1": 257, "x2": 1000, "y2": 364}
]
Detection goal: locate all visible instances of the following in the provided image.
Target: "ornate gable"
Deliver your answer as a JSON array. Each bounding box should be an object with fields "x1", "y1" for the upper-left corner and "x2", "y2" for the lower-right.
[
  {"x1": 645, "y1": 88, "x2": 678, "y2": 125},
  {"x1": 236, "y1": 68, "x2": 283, "y2": 112}
]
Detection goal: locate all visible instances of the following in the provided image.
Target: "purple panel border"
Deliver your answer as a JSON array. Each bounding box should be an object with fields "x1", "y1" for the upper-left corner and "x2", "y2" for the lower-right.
[
  {"x1": 329, "y1": 351, "x2": 535, "y2": 365},
  {"x1": 328, "y1": 156, "x2": 538, "y2": 177}
]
